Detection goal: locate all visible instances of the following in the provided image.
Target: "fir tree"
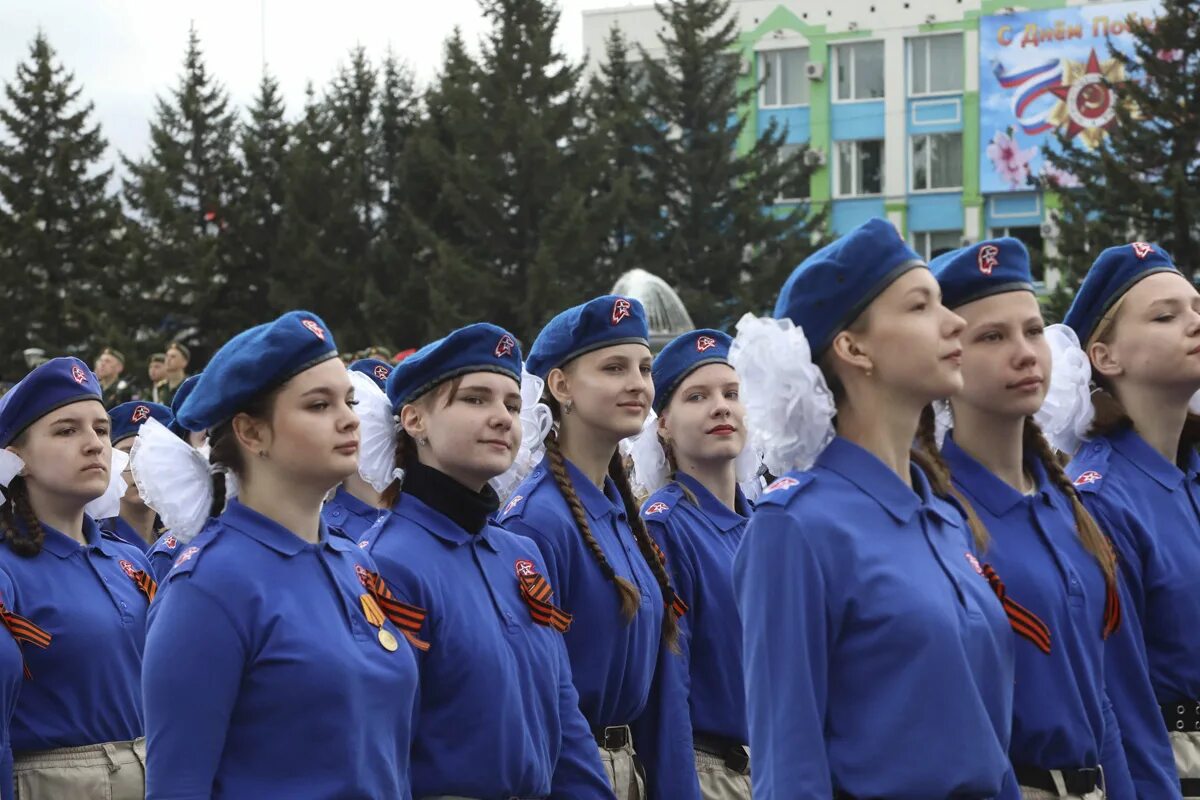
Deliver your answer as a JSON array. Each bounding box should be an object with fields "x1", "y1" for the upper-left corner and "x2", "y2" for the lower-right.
[
  {"x1": 1045, "y1": 0, "x2": 1199, "y2": 315},
  {"x1": 582, "y1": 26, "x2": 656, "y2": 292},
  {"x1": 638, "y1": 0, "x2": 826, "y2": 326},
  {"x1": 0, "y1": 32, "x2": 130, "y2": 378},
  {"x1": 122, "y1": 26, "x2": 242, "y2": 359},
  {"x1": 406, "y1": 1, "x2": 600, "y2": 342},
  {"x1": 227, "y1": 72, "x2": 289, "y2": 326}
]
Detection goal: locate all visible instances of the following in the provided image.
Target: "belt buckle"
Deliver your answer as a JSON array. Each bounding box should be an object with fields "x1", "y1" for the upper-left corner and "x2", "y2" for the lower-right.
[
  {"x1": 725, "y1": 745, "x2": 749, "y2": 775},
  {"x1": 600, "y1": 725, "x2": 628, "y2": 750}
]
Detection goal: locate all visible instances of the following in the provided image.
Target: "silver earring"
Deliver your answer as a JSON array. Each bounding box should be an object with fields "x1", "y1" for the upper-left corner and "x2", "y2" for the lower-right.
[
  {"x1": 417, "y1": 437, "x2": 430, "y2": 447},
  {"x1": 563, "y1": 401, "x2": 574, "y2": 415},
  {"x1": 258, "y1": 450, "x2": 269, "y2": 459}
]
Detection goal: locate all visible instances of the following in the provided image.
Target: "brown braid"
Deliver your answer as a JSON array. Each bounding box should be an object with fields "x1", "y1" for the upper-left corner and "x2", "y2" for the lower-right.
[
  {"x1": 608, "y1": 450, "x2": 682, "y2": 652},
  {"x1": 1025, "y1": 418, "x2": 1118, "y2": 588},
  {"x1": 1, "y1": 477, "x2": 45, "y2": 557},
  {"x1": 543, "y1": 433, "x2": 641, "y2": 621},
  {"x1": 912, "y1": 405, "x2": 992, "y2": 551}
]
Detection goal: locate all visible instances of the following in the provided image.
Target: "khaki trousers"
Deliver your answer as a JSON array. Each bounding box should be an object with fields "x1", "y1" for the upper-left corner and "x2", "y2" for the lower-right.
[
  {"x1": 1019, "y1": 785, "x2": 1103, "y2": 800},
  {"x1": 695, "y1": 748, "x2": 751, "y2": 800},
  {"x1": 1172, "y1": 731, "x2": 1200, "y2": 799},
  {"x1": 13, "y1": 738, "x2": 145, "y2": 800},
  {"x1": 598, "y1": 740, "x2": 644, "y2": 800}
]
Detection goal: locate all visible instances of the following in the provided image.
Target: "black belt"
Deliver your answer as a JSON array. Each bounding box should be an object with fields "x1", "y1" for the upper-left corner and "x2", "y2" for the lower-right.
[
  {"x1": 693, "y1": 732, "x2": 749, "y2": 775},
  {"x1": 592, "y1": 724, "x2": 631, "y2": 750},
  {"x1": 1015, "y1": 765, "x2": 1101, "y2": 796},
  {"x1": 1163, "y1": 700, "x2": 1200, "y2": 733},
  {"x1": 1182, "y1": 778, "x2": 1200, "y2": 798}
]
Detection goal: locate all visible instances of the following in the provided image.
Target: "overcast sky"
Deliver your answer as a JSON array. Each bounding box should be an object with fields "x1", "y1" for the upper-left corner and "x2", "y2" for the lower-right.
[{"x1": 0, "y1": 0, "x2": 636, "y2": 163}]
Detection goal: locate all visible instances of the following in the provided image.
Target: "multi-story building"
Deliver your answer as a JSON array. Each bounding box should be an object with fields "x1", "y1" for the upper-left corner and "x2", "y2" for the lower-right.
[{"x1": 583, "y1": 0, "x2": 1158, "y2": 288}]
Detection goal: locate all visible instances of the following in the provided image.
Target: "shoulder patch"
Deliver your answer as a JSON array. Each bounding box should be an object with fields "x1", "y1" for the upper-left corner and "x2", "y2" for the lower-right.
[
  {"x1": 1066, "y1": 439, "x2": 1114, "y2": 494},
  {"x1": 640, "y1": 485, "x2": 682, "y2": 521},
  {"x1": 754, "y1": 472, "x2": 817, "y2": 508},
  {"x1": 496, "y1": 468, "x2": 550, "y2": 522}
]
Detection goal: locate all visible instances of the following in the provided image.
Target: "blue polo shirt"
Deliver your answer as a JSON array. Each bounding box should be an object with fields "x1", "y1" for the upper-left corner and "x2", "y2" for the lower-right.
[
  {"x1": 498, "y1": 455, "x2": 696, "y2": 797},
  {"x1": 943, "y1": 435, "x2": 1136, "y2": 798},
  {"x1": 1068, "y1": 426, "x2": 1200, "y2": 797},
  {"x1": 100, "y1": 516, "x2": 153, "y2": 553},
  {"x1": 142, "y1": 500, "x2": 420, "y2": 800},
  {"x1": 0, "y1": 570, "x2": 27, "y2": 800},
  {"x1": 146, "y1": 530, "x2": 185, "y2": 583},
  {"x1": 0, "y1": 516, "x2": 150, "y2": 751},
  {"x1": 364, "y1": 489, "x2": 613, "y2": 798},
  {"x1": 637, "y1": 473, "x2": 748, "y2": 796},
  {"x1": 735, "y1": 437, "x2": 1017, "y2": 799},
  {"x1": 321, "y1": 486, "x2": 384, "y2": 545}
]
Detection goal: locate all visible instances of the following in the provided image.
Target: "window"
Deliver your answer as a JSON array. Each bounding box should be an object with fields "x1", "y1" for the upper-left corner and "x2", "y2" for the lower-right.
[
  {"x1": 759, "y1": 48, "x2": 810, "y2": 108},
  {"x1": 911, "y1": 133, "x2": 963, "y2": 191},
  {"x1": 835, "y1": 139, "x2": 884, "y2": 197},
  {"x1": 834, "y1": 41, "x2": 884, "y2": 101},
  {"x1": 908, "y1": 35, "x2": 964, "y2": 95},
  {"x1": 776, "y1": 143, "x2": 812, "y2": 201},
  {"x1": 915, "y1": 230, "x2": 962, "y2": 261}
]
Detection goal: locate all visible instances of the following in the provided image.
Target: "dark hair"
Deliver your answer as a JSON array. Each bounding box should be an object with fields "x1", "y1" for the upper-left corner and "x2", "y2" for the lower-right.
[
  {"x1": 205, "y1": 389, "x2": 278, "y2": 518},
  {"x1": 542, "y1": 393, "x2": 681, "y2": 651},
  {"x1": 167, "y1": 342, "x2": 191, "y2": 362},
  {"x1": 913, "y1": 407, "x2": 1120, "y2": 635},
  {"x1": 1, "y1": 475, "x2": 45, "y2": 558},
  {"x1": 149, "y1": 353, "x2": 166, "y2": 365},
  {"x1": 379, "y1": 379, "x2": 463, "y2": 508}
]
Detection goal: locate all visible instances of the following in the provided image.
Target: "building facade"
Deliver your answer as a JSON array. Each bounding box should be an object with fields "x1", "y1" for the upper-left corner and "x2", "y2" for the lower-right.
[{"x1": 583, "y1": 0, "x2": 1158, "y2": 288}]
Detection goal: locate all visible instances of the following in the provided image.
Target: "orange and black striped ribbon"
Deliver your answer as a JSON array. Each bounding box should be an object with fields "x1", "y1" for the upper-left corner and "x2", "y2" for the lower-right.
[
  {"x1": 981, "y1": 564, "x2": 1051, "y2": 654},
  {"x1": 514, "y1": 562, "x2": 573, "y2": 632},
  {"x1": 648, "y1": 539, "x2": 689, "y2": 621},
  {"x1": 1, "y1": 603, "x2": 51, "y2": 679},
  {"x1": 120, "y1": 561, "x2": 157, "y2": 603},
  {"x1": 355, "y1": 566, "x2": 431, "y2": 652}
]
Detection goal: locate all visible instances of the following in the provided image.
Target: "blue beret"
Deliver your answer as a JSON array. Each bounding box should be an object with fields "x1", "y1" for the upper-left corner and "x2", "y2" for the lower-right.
[
  {"x1": 168, "y1": 374, "x2": 202, "y2": 436},
  {"x1": 1064, "y1": 241, "x2": 1180, "y2": 345},
  {"x1": 652, "y1": 329, "x2": 733, "y2": 414},
  {"x1": 387, "y1": 323, "x2": 522, "y2": 409},
  {"x1": 0, "y1": 357, "x2": 104, "y2": 448},
  {"x1": 349, "y1": 358, "x2": 392, "y2": 392},
  {"x1": 930, "y1": 237, "x2": 1034, "y2": 310},
  {"x1": 110, "y1": 401, "x2": 173, "y2": 445},
  {"x1": 177, "y1": 311, "x2": 339, "y2": 431},
  {"x1": 526, "y1": 295, "x2": 650, "y2": 380},
  {"x1": 774, "y1": 218, "x2": 926, "y2": 356}
]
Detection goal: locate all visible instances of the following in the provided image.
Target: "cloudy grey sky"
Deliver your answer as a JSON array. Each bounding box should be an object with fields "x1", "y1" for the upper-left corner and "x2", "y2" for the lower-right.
[{"x1": 0, "y1": 0, "x2": 633, "y2": 163}]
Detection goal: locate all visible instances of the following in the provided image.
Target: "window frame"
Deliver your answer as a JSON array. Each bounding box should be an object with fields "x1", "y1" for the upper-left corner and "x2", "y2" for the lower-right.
[
  {"x1": 909, "y1": 132, "x2": 964, "y2": 193},
  {"x1": 833, "y1": 138, "x2": 885, "y2": 198},
  {"x1": 906, "y1": 32, "x2": 965, "y2": 98},
  {"x1": 775, "y1": 143, "x2": 812, "y2": 203},
  {"x1": 832, "y1": 40, "x2": 885, "y2": 104},
  {"x1": 758, "y1": 48, "x2": 812, "y2": 109},
  {"x1": 913, "y1": 230, "x2": 964, "y2": 261}
]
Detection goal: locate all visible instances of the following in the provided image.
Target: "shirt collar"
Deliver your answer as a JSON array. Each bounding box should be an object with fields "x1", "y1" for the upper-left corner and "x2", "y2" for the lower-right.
[
  {"x1": 942, "y1": 433, "x2": 1054, "y2": 517},
  {"x1": 38, "y1": 515, "x2": 108, "y2": 559},
  {"x1": 1110, "y1": 426, "x2": 1184, "y2": 490},
  {"x1": 674, "y1": 472, "x2": 747, "y2": 532},
  {"x1": 393, "y1": 492, "x2": 501, "y2": 551},
  {"x1": 816, "y1": 436, "x2": 924, "y2": 523},
  {"x1": 331, "y1": 486, "x2": 380, "y2": 520},
  {"x1": 562, "y1": 456, "x2": 626, "y2": 522},
  {"x1": 220, "y1": 499, "x2": 318, "y2": 557}
]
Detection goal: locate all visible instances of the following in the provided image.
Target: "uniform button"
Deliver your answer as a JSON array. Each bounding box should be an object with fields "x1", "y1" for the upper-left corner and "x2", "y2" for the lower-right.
[
  {"x1": 120, "y1": 601, "x2": 128, "y2": 609},
  {"x1": 505, "y1": 612, "x2": 514, "y2": 622},
  {"x1": 103, "y1": 576, "x2": 110, "y2": 584}
]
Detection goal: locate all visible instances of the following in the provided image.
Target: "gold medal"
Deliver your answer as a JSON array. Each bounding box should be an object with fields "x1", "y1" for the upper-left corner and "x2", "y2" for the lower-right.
[{"x1": 377, "y1": 629, "x2": 399, "y2": 652}]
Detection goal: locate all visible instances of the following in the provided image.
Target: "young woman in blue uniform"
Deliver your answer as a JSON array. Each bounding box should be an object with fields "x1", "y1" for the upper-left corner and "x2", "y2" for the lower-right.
[
  {"x1": 1051, "y1": 243, "x2": 1200, "y2": 798},
  {"x1": 497, "y1": 295, "x2": 695, "y2": 800},
  {"x1": 731, "y1": 218, "x2": 1017, "y2": 800},
  {"x1": 923, "y1": 238, "x2": 1155, "y2": 799},
  {"x1": 0, "y1": 357, "x2": 152, "y2": 799},
  {"x1": 352, "y1": 322, "x2": 614, "y2": 799},
  {"x1": 101, "y1": 401, "x2": 173, "y2": 552},
  {"x1": 631, "y1": 329, "x2": 752, "y2": 800},
  {"x1": 321, "y1": 359, "x2": 391, "y2": 543},
  {"x1": 136, "y1": 311, "x2": 421, "y2": 799}
]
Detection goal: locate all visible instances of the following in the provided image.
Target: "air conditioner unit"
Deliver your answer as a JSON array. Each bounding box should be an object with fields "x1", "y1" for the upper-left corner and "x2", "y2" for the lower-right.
[
  {"x1": 805, "y1": 62, "x2": 825, "y2": 81},
  {"x1": 740, "y1": 57, "x2": 752, "y2": 76},
  {"x1": 1039, "y1": 221, "x2": 1058, "y2": 238},
  {"x1": 803, "y1": 148, "x2": 826, "y2": 167}
]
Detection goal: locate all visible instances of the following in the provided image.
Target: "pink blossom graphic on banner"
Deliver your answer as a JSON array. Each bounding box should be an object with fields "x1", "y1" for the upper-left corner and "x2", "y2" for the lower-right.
[
  {"x1": 1040, "y1": 162, "x2": 1081, "y2": 189},
  {"x1": 987, "y1": 130, "x2": 1037, "y2": 190}
]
